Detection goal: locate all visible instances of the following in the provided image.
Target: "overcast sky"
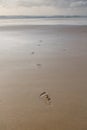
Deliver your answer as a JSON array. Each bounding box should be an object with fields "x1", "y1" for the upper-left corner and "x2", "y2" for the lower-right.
[{"x1": 0, "y1": 0, "x2": 87, "y2": 15}]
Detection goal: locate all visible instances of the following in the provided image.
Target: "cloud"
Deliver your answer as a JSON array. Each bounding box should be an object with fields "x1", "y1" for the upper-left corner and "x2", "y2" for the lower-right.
[
  {"x1": 70, "y1": 0, "x2": 87, "y2": 8},
  {"x1": 17, "y1": 0, "x2": 58, "y2": 7},
  {"x1": 0, "y1": 0, "x2": 87, "y2": 15},
  {"x1": 16, "y1": 0, "x2": 68, "y2": 8},
  {"x1": 0, "y1": 0, "x2": 87, "y2": 8},
  {"x1": 16, "y1": 0, "x2": 87, "y2": 8}
]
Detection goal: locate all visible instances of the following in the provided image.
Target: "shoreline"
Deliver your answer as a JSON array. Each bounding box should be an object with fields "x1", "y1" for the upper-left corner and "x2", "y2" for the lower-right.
[{"x1": 0, "y1": 24, "x2": 87, "y2": 32}]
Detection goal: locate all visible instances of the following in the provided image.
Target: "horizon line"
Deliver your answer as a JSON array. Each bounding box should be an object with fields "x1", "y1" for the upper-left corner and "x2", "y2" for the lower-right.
[{"x1": 0, "y1": 15, "x2": 87, "y2": 19}]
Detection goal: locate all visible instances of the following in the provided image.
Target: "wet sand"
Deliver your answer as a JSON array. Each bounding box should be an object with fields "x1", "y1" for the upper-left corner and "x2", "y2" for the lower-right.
[{"x1": 0, "y1": 25, "x2": 87, "y2": 130}]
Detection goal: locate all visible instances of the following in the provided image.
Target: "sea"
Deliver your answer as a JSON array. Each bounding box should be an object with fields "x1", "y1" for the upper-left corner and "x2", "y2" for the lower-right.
[{"x1": 0, "y1": 16, "x2": 87, "y2": 26}]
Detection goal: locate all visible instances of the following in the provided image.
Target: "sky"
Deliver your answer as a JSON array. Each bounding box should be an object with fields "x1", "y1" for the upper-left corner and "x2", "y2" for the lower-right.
[{"x1": 0, "y1": 0, "x2": 87, "y2": 15}]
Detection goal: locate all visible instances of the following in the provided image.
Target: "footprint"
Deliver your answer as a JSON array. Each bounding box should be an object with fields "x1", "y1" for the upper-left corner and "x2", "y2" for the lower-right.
[
  {"x1": 37, "y1": 40, "x2": 43, "y2": 46},
  {"x1": 40, "y1": 40, "x2": 43, "y2": 43},
  {"x1": 63, "y1": 49, "x2": 66, "y2": 51},
  {"x1": 31, "y1": 51, "x2": 35, "y2": 55},
  {"x1": 37, "y1": 64, "x2": 42, "y2": 67},
  {"x1": 37, "y1": 44, "x2": 41, "y2": 46},
  {"x1": 40, "y1": 92, "x2": 51, "y2": 105}
]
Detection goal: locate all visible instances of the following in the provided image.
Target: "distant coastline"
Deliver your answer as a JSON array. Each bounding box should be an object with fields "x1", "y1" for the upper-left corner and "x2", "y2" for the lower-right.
[{"x1": 0, "y1": 15, "x2": 87, "y2": 19}]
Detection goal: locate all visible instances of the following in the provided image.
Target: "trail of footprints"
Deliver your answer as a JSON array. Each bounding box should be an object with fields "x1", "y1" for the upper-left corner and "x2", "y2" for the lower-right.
[
  {"x1": 31, "y1": 40, "x2": 43, "y2": 68},
  {"x1": 31, "y1": 41, "x2": 52, "y2": 105}
]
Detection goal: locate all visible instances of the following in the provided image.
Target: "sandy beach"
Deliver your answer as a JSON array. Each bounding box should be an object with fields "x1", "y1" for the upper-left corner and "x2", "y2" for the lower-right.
[{"x1": 0, "y1": 25, "x2": 87, "y2": 130}]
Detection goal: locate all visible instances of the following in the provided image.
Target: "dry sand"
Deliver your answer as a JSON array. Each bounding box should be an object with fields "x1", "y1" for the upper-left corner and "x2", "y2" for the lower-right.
[{"x1": 0, "y1": 25, "x2": 87, "y2": 130}]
